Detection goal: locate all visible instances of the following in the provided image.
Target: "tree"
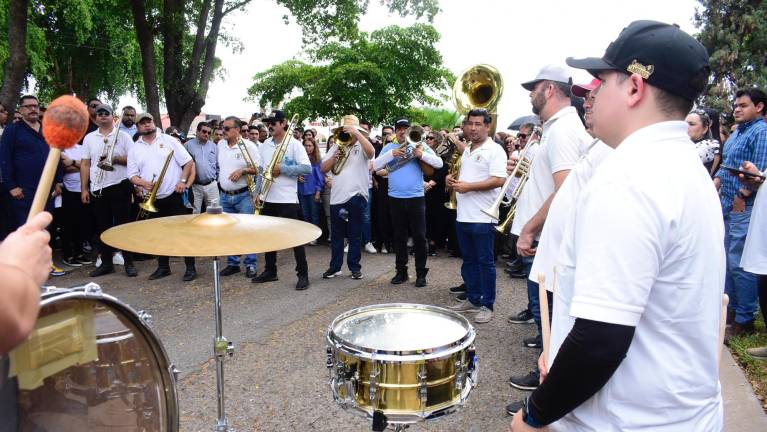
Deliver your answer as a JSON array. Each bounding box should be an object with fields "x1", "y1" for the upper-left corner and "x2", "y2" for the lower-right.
[
  {"x1": 694, "y1": 0, "x2": 767, "y2": 114},
  {"x1": 247, "y1": 24, "x2": 453, "y2": 125},
  {"x1": 0, "y1": 0, "x2": 29, "y2": 112}
]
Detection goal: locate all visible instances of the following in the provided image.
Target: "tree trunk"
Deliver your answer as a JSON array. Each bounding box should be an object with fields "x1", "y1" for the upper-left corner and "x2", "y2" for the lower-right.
[
  {"x1": 0, "y1": 0, "x2": 29, "y2": 113},
  {"x1": 129, "y1": 0, "x2": 161, "y2": 124}
]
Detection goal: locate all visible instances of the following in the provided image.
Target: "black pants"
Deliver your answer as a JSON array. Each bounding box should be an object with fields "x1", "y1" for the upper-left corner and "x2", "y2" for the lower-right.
[
  {"x1": 261, "y1": 202, "x2": 308, "y2": 277},
  {"x1": 149, "y1": 192, "x2": 195, "y2": 270},
  {"x1": 60, "y1": 189, "x2": 86, "y2": 258},
  {"x1": 373, "y1": 180, "x2": 392, "y2": 250},
  {"x1": 389, "y1": 196, "x2": 427, "y2": 273},
  {"x1": 758, "y1": 274, "x2": 767, "y2": 325},
  {"x1": 93, "y1": 180, "x2": 134, "y2": 266}
]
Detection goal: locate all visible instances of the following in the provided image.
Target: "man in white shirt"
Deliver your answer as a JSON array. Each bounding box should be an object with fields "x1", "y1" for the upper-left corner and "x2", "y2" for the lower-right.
[
  {"x1": 510, "y1": 20, "x2": 721, "y2": 431},
  {"x1": 218, "y1": 116, "x2": 262, "y2": 278},
  {"x1": 446, "y1": 109, "x2": 507, "y2": 324},
  {"x1": 128, "y1": 113, "x2": 197, "y2": 282},
  {"x1": 320, "y1": 115, "x2": 375, "y2": 279},
  {"x1": 509, "y1": 64, "x2": 591, "y2": 351},
  {"x1": 252, "y1": 110, "x2": 312, "y2": 290},
  {"x1": 81, "y1": 103, "x2": 136, "y2": 277}
]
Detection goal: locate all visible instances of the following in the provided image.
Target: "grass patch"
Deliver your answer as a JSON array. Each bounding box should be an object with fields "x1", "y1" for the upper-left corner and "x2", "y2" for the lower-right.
[{"x1": 728, "y1": 314, "x2": 767, "y2": 412}]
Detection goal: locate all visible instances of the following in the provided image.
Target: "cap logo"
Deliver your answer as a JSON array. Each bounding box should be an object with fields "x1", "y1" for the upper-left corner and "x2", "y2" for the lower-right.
[{"x1": 627, "y1": 59, "x2": 654, "y2": 79}]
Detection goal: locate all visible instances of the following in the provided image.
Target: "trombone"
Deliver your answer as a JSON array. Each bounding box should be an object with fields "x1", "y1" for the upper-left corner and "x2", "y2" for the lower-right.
[
  {"x1": 255, "y1": 113, "x2": 299, "y2": 214},
  {"x1": 137, "y1": 150, "x2": 174, "y2": 220}
]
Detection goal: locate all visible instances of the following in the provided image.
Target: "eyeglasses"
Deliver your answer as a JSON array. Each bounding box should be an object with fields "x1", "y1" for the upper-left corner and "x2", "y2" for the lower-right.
[
  {"x1": 200, "y1": 129, "x2": 211, "y2": 134},
  {"x1": 21, "y1": 104, "x2": 39, "y2": 109},
  {"x1": 222, "y1": 126, "x2": 234, "y2": 132},
  {"x1": 89, "y1": 104, "x2": 100, "y2": 108},
  {"x1": 96, "y1": 111, "x2": 111, "y2": 116},
  {"x1": 517, "y1": 133, "x2": 527, "y2": 139}
]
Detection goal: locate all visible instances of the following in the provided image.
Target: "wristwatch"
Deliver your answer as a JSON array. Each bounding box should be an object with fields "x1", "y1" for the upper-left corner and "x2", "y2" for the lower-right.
[{"x1": 737, "y1": 190, "x2": 749, "y2": 199}]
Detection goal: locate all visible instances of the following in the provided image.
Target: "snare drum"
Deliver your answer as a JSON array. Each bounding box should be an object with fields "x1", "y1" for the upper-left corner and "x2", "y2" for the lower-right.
[
  {"x1": 2, "y1": 283, "x2": 179, "y2": 431},
  {"x1": 326, "y1": 303, "x2": 477, "y2": 426}
]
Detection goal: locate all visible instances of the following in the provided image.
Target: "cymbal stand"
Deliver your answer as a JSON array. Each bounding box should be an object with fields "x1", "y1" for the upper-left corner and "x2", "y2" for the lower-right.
[{"x1": 212, "y1": 256, "x2": 234, "y2": 431}]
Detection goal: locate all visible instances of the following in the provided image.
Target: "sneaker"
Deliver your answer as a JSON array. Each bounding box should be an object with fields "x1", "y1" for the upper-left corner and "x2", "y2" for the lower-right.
[
  {"x1": 62, "y1": 257, "x2": 82, "y2": 267},
  {"x1": 505, "y1": 400, "x2": 525, "y2": 416},
  {"x1": 455, "y1": 292, "x2": 467, "y2": 301},
  {"x1": 351, "y1": 271, "x2": 363, "y2": 280},
  {"x1": 449, "y1": 283, "x2": 467, "y2": 294},
  {"x1": 95, "y1": 255, "x2": 102, "y2": 268},
  {"x1": 474, "y1": 306, "x2": 493, "y2": 323},
  {"x1": 508, "y1": 309, "x2": 534, "y2": 324},
  {"x1": 82, "y1": 241, "x2": 93, "y2": 253},
  {"x1": 381, "y1": 247, "x2": 388, "y2": 254},
  {"x1": 508, "y1": 370, "x2": 540, "y2": 391},
  {"x1": 746, "y1": 346, "x2": 767, "y2": 360},
  {"x1": 523, "y1": 334, "x2": 542, "y2": 349},
  {"x1": 50, "y1": 265, "x2": 66, "y2": 277},
  {"x1": 364, "y1": 242, "x2": 377, "y2": 254},
  {"x1": 245, "y1": 265, "x2": 258, "y2": 278},
  {"x1": 113, "y1": 251, "x2": 125, "y2": 266},
  {"x1": 74, "y1": 254, "x2": 93, "y2": 265},
  {"x1": 322, "y1": 269, "x2": 342, "y2": 279},
  {"x1": 448, "y1": 299, "x2": 482, "y2": 313}
]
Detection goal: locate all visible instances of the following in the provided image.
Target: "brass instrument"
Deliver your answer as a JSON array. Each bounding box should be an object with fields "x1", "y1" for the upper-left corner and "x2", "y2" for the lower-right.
[
  {"x1": 137, "y1": 150, "x2": 174, "y2": 220},
  {"x1": 383, "y1": 125, "x2": 425, "y2": 174},
  {"x1": 236, "y1": 138, "x2": 259, "y2": 198},
  {"x1": 453, "y1": 64, "x2": 504, "y2": 136},
  {"x1": 331, "y1": 128, "x2": 355, "y2": 175},
  {"x1": 255, "y1": 113, "x2": 299, "y2": 214},
  {"x1": 444, "y1": 149, "x2": 462, "y2": 209},
  {"x1": 483, "y1": 140, "x2": 537, "y2": 233},
  {"x1": 92, "y1": 127, "x2": 120, "y2": 197}
]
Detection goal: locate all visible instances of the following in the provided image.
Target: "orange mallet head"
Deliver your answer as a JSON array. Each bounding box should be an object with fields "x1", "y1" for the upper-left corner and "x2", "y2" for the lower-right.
[{"x1": 42, "y1": 95, "x2": 89, "y2": 150}]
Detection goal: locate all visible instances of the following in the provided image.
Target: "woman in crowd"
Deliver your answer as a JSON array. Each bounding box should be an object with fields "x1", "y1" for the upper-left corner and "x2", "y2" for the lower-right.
[
  {"x1": 686, "y1": 109, "x2": 721, "y2": 176},
  {"x1": 298, "y1": 137, "x2": 324, "y2": 243}
]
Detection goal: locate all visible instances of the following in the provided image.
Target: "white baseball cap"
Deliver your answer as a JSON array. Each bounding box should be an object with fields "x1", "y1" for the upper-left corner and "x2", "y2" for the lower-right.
[{"x1": 521, "y1": 64, "x2": 572, "y2": 91}]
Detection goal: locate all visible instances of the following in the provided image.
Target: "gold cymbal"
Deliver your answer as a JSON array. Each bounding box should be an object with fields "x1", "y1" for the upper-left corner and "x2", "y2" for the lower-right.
[{"x1": 101, "y1": 212, "x2": 321, "y2": 257}]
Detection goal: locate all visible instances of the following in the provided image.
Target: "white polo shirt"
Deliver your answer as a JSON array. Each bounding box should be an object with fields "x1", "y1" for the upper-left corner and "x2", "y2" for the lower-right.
[
  {"x1": 127, "y1": 133, "x2": 192, "y2": 199},
  {"x1": 510, "y1": 106, "x2": 590, "y2": 237},
  {"x1": 455, "y1": 138, "x2": 507, "y2": 223},
  {"x1": 259, "y1": 135, "x2": 310, "y2": 204},
  {"x1": 82, "y1": 128, "x2": 131, "y2": 192},
  {"x1": 322, "y1": 141, "x2": 371, "y2": 205},
  {"x1": 218, "y1": 139, "x2": 262, "y2": 192},
  {"x1": 528, "y1": 139, "x2": 611, "y2": 286},
  {"x1": 62, "y1": 144, "x2": 85, "y2": 193},
  {"x1": 549, "y1": 122, "x2": 724, "y2": 431}
]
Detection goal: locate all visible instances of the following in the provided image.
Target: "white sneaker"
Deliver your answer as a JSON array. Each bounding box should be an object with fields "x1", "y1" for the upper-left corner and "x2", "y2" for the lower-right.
[
  {"x1": 474, "y1": 307, "x2": 494, "y2": 323},
  {"x1": 448, "y1": 299, "x2": 482, "y2": 313},
  {"x1": 344, "y1": 244, "x2": 349, "y2": 253},
  {"x1": 381, "y1": 247, "x2": 388, "y2": 254},
  {"x1": 364, "y1": 242, "x2": 377, "y2": 254},
  {"x1": 113, "y1": 251, "x2": 125, "y2": 266},
  {"x1": 95, "y1": 255, "x2": 102, "y2": 268}
]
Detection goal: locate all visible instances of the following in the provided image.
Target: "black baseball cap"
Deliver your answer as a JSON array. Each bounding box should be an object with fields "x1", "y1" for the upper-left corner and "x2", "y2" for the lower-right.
[
  {"x1": 394, "y1": 118, "x2": 410, "y2": 130},
  {"x1": 263, "y1": 110, "x2": 287, "y2": 123},
  {"x1": 566, "y1": 20, "x2": 710, "y2": 101}
]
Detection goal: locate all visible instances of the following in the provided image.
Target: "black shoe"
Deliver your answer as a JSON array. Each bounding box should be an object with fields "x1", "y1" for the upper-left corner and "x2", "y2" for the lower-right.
[
  {"x1": 90, "y1": 265, "x2": 115, "y2": 277},
  {"x1": 295, "y1": 275, "x2": 309, "y2": 290},
  {"x1": 252, "y1": 270, "x2": 278, "y2": 283},
  {"x1": 505, "y1": 260, "x2": 523, "y2": 273},
  {"x1": 415, "y1": 268, "x2": 428, "y2": 287},
  {"x1": 220, "y1": 265, "x2": 241, "y2": 277},
  {"x1": 125, "y1": 263, "x2": 138, "y2": 277},
  {"x1": 351, "y1": 271, "x2": 363, "y2": 280},
  {"x1": 391, "y1": 271, "x2": 409, "y2": 284},
  {"x1": 505, "y1": 400, "x2": 525, "y2": 416},
  {"x1": 508, "y1": 309, "x2": 534, "y2": 324},
  {"x1": 508, "y1": 370, "x2": 539, "y2": 391},
  {"x1": 322, "y1": 269, "x2": 341, "y2": 279},
  {"x1": 245, "y1": 265, "x2": 257, "y2": 278},
  {"x1": 523, "y1": 334, "x2": 542, "y2": 349},
  {"x1": 508, "y1": 270, "x2": 530, "y2": 279},
  {"x1": 74, "y1": 254, "x2": 93, "y2": 265},
  {"x1": 428, "y1": 246, "x2": 437, "y2": 257},
  {"x1": 148, "y1": 267, "x2": 171, "y2": 280},
  {"x1": 62, "y1": 257, "x2": 82, "y2": 267},
  {"x1": 449, "y1": 283, "x2": 466, "y2": 294},
  {"x1": 183, "y1": 268, "x2": 197, "y2": 282},
  {"x1": 455, "y1": 292, "x2": 467, "y2": 301}
]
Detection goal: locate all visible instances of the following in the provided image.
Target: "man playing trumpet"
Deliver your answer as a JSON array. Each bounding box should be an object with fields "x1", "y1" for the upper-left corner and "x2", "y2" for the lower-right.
[{"x1": 320, "y1": 115, "x2": 375, "y2": 280}]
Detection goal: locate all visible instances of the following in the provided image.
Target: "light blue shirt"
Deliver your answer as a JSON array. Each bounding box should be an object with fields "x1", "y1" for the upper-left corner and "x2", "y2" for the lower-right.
[{"x1": 379, "y1": 142, "x2": 428, "y2": 198}]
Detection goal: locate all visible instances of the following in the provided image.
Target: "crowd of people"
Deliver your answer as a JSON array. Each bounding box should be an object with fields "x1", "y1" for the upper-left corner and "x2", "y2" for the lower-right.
[{"x1": 1, "y1": 18, "x2": 767, "y2": 431}]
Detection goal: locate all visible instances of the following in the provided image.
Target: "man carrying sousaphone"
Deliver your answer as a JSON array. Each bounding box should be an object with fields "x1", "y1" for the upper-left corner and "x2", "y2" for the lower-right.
[
  {"x1": 127, "y1": 113, "x2": 197, "y2": 282},
  {"x1": 320, "y1": 115, "x2": 375, "y2": 280}
]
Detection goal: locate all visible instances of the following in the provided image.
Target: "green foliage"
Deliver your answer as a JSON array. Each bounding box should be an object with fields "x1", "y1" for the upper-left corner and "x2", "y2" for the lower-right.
[
  {"x1": 408, "y1": 107, "x2": 461, "y2": 130},
  {"x1": 248, "y1": 24, "x2": 453, "y2": 125},
  {"x1": 727, "y1": 313, "x2": 767, "y2": 408},
  {"x1": 695, "y1": 0, "x2": 767, "y2": 114}
]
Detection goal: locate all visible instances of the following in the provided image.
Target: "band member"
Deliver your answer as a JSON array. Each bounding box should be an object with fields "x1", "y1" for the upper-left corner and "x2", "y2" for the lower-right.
[
  {"x1": 510, "y1": 21, "x2": 720, "y2": 431},
  {"x1": 252, "y1": 110, "x2": 312, "y2": 290},
  {"x1": 218, "y1": 116, "x2": 262, "y2": 278},
  {"x1": 320, "y1": 115, "x2": 375, "y2": 280},
  {"x1": 81, "y1": 103, "x2": 136, "y2": 277},
  {"x1": 446, "y1": 109, "x2": 507, "y2": 324},
  {"x1": 373, "y1": 119, "x2": 443, "y2": 287},
  {"x1": 127, "y1": 113, "x2": 197, "y2": 281}
]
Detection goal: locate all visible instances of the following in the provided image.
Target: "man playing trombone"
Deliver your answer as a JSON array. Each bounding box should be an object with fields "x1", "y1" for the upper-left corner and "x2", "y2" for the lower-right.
[
  {"x1": 218, "y1": 116, "x2": 262, "y2": 278},
  {"x1": 81, "y1": 103, "x2": 136, "y2": 278},
  {"x1": 446, "y1": 109, "x2": 507, "y2": 323},
  {"x1": 320, "y1": 115, "x2": 375, "y2": 280}
]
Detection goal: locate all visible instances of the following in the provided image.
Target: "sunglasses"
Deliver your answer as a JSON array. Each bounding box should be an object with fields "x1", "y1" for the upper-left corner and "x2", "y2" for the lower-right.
[
  {"x1": 426, "y1": 136, "x2": 435, "y2": 140},
  {"x1": 222, "y1": 126, "x2": 235, "y2": 131},
  {"x1": 200, "y1": 129, "x2": 211, "y2": 134},
  {"x1": 21, "y1": 104, "x2": 39, "y2": 109},
  {"x1": 89, "y1": 104, "x2": 100, "y2": 108},
  {"x1": 517, "y1": 133, "x2": 527, "y2": 139},
  {"x1": 96, "y1": 111, "x2": 111, "y2": 116}
]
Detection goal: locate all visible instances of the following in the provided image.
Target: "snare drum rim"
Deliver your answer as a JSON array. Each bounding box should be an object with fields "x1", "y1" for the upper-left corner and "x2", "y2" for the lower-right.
[
  {"x1": 327, "y1": 303, "x2": 476, "y2": 359},
  {"x1": 40, "y1": 285, "x2": 180, "y2": 432}
]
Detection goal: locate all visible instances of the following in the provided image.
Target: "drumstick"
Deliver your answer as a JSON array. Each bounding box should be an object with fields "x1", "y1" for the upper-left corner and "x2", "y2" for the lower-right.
[
  {"x1": 538, "y1": 273, "x2": 551, "y2": 363},
  {"x1": 28, "y1": 95, "x2": 88, "y2": 221}
]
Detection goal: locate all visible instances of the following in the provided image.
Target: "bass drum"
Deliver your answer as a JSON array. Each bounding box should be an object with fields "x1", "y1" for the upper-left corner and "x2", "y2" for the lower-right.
[
  {"x1": 326, "y1": 303, "x2": 477, "y2": 427},
  {"x1": 1, "y1": 283, "x2": 178, "y2": 431}
]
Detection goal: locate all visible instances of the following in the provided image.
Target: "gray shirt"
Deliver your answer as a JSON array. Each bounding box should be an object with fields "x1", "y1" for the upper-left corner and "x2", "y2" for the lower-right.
[{"x1": 186, "y1": 138, "x2": 218, "y2": 184}]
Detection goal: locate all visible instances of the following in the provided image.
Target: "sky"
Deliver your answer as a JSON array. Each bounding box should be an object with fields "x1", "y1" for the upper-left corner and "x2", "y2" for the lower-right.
[{"x1": 119, "y1": 0, "x2": 702, "y2": 131}]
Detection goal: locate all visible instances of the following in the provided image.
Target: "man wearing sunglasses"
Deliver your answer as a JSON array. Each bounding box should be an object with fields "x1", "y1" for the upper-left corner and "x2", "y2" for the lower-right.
[
  {"x1": 186, "y1": 121, "x2": 220, "y2": 215},
  {"x1": 83, "y1": 98, "x2": 102, "y2": 140}
]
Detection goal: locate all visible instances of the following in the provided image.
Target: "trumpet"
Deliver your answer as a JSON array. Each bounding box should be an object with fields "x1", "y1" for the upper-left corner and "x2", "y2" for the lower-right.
[
  {"x1": 137, "y1": 150, "x2": 174, "y2": 220},
  {"x1": 383, "y1": 125, "x2": 425, "y2": 174},
  {"x1": 482, "y1": 143, "x2": 536, "y2": 233},
  {"x1": 255, "y1": 113, "x2": 299, "y2": 214},
  {"x1": 444, "y1": 149, "x2": 462, "y2": 209}
]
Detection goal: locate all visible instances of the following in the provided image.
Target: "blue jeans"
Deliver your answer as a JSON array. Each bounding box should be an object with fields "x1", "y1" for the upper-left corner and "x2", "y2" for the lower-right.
[
  {"x1": 456, "y1": 222, "x2": 496, "y2": 310},
  {"x1": 298, "y1": 193, "x2": 321, "y2": 227},
  {"x1": 220, "y1": 191, "x2": 257, "y2": 267},
  {"x1": 724, "y1": 208, "x2": 758, "y2": 324},
  {"x1": 362, "y1": 188, "x2": 372, "y2": 244},
  {"x1": 330, "y1": 195, "x2": 366, "y2": 272}
]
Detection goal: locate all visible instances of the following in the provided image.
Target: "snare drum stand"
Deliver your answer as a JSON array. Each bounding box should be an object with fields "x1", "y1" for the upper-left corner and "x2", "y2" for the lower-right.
[{"x1": 212, "y1": 257, "x2": 235, "y2": 431}]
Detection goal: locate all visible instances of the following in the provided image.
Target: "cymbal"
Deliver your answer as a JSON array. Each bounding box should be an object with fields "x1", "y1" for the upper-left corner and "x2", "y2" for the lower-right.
[{"x1": 101, "y1": 212, "x2": 322, "y2": 257}]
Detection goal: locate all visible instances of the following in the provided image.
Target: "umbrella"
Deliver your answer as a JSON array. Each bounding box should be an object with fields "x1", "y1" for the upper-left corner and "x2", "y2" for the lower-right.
[{"x1": 508, "y1": 115, "x2": 540, "y2": 130}]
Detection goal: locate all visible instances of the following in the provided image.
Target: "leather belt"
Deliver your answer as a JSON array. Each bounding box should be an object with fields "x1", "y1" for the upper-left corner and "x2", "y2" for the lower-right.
[
  {"x1": 195, "y1": 179, "x2": 215, "y2": 186},
  {"x1": 220, "y1": 186, "x2": 248, "y2": 196}
]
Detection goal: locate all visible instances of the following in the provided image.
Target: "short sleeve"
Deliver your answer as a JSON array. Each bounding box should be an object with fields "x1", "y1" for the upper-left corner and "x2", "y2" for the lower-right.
[
  {"x1": 322, "y1": 144, "x2": 338, "y2": 163},
  {"x1": 548, "y1": 127, "x2": 584, "y2": 174},
  {"x1": 489, "y1": 144, "x2": 508, "y2": 178}
]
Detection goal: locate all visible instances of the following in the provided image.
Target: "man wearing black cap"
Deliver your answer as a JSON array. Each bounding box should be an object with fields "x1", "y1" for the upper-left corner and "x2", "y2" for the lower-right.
[
  {"x1": 252, "y1": 110, "x2": 312, "y2": 290},
  {"x1": 510, "y1": 21, "x2": 721, "y2": 431}
]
